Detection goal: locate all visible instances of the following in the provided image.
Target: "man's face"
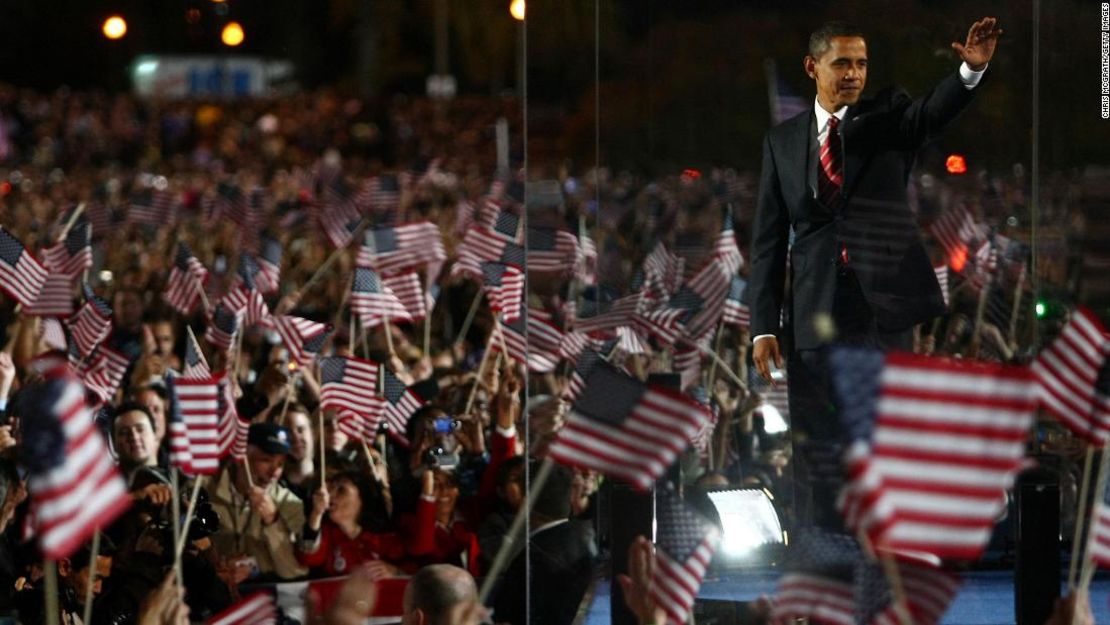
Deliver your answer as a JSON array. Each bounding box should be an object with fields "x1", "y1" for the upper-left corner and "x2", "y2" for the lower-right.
[
  {"x1": 113, "y1": 411, "x2": 158, "y2": 466},
  {"x1": 136, "y1": 389, "x2": 167, "y2": 442},
  {"x1": 806, "y1": 36, "x2": 868, "y2": 112},
  {"x1": 248, "y1": 447, "x2": 286, "y2": 487},
  {"x1": 112, "y1": 290, "x2": 143, "y2": 332},
  {"x1": 72, "y1": 556, "x2": 112, "y2": 605},
  {"x1": 148, "y1": 321, "x2": 175, "y2": 357}
]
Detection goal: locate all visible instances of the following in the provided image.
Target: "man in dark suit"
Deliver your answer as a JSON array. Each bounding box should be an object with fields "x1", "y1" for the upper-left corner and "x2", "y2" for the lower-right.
[
  {"x1": 748, "y1": 18, "x2": 1002, "y2": 528},
  {"x1": 492, "y1": 463, "x2": 598, "y2": 625}
]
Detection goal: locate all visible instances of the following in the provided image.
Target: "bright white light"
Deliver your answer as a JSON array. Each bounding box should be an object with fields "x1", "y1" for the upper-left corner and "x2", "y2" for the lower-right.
[
  {"x1": 759, "y1": 402, "x2": 788, "y2": 434},
  {"x1": 135, "y1": 60, "x2": 159, "y2": 75},
  {"x1": 707, "y1": 489, "x2": 784, "y2": 560}
]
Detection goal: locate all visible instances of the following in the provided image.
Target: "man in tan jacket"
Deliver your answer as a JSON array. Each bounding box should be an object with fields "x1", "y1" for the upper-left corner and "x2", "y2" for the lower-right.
[{"x1": 209, "y1": 423, "x2": 307, "y2": 581}]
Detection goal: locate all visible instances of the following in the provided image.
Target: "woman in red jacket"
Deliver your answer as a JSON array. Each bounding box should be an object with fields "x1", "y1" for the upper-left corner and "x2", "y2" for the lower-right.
[{"x1": 297, "y1": 470, "x2": 433, "y2": 578}]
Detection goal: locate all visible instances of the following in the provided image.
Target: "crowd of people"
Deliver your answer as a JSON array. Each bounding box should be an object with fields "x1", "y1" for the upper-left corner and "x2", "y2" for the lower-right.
[{"x1": 0, "y1": 78, "x2": 1099, "y2": 625}]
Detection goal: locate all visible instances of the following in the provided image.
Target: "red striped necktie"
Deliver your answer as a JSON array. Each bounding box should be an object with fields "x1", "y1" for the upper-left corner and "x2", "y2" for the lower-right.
[{"x1": 818, "y1": 115, "x2": 843, "y2": 210}]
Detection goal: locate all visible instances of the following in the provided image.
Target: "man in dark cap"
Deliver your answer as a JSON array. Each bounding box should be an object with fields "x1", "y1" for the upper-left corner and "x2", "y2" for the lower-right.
[{"x1": 209, "y1": 423, "x2": 307, "y2": 580}]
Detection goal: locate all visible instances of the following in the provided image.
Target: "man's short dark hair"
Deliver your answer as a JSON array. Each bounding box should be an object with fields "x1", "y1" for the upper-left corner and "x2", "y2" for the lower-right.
[
  {"x1": 808, "y1": 21, "x2": 866, "y2": 59},
  {"x1": 111, "y1": 402, "x2": 156, "y2": 434},
  {"x1": 530, "y1": 461, "x2": 573, "y2": 521},
  {"x1": 406, "y1": 564, "x2": 476, "y2": 625}
]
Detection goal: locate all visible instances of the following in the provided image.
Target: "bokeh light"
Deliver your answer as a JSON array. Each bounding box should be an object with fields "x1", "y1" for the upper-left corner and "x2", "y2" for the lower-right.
[{"x1": 102, "y1": 16, "x2": 127, "y2": 40}]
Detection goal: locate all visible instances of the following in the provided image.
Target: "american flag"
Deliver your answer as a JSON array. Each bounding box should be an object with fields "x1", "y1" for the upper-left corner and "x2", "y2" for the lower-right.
[
  {"x1": 382, "y1": 272, "x2": 427, "y2": 321},
  {"x1": 575, "y1": 292, "x2": 642, "y2": 334},
  {"x1": 528, "y1": 308, "x2": 565, "y2": 356},
  {"x1": 641, "y1": 242, "x2": 685, "y2": 302},
  {"x1": 928, "y1": 203, "x2": 983, "y2": 273},
  {"x1": 166, "y1": 373, "x2": 221, "y2": 475},
  {"x1": 548, "y1": 362, "x2": 709, "y2": 490},
  {"x1": 721, "y1": 276, "x2": 751, "y2": 328},
  {"x1": 1087, "y1": 371, "x2": 1110, "y2": 566},
  {"x1": 75, "y1": 345, "x2": 129, "y2": 404},
  {"x1": 224, "y1": 254, "x2": 273, "y2": 329},
  {"x1": 526, "y1": 226, "x2": 578, "y2": 274},
  {"x1": 481, "y1": 262, "x2": 525, "y2": 323},
  {"x1": 637, "y1": 263, "x2": 729, "y2": 346},
  {"x1": 274, "y1": 315, "x2": 331, "y2": 368},
  {"x1": 128, "y1": 188, "x2": 178, "y2": 226},
  {"x1": 66, "y1": 284, "x2": 112, "y2": 360},
  {"x1": 20, "y1": 367, "x2": 130, "y2": 559},
  {"x1": 934, "y1": 265, "x2": 949, "y2": 307},
  {"x1": 0, "y1": 226, "x2": 48, "y2": 307},
  {"x1": 558, "y1": 331, "x2": 598, "y2": 364},
  {"x1": 351, "y1": 266, "x2": 411, "y2": 329},
  {"x1": 163, "y1": 242, "x2": 209, "y2": 316},
  {"x1": 381, "y1": 368, "x2": 423, "y2": 442},
  {"x1": 207, "y1": 182, "x2": 252, "y2": 228},
  {"x1": 562, "y1": 346, "x2": 608, "y2": 402},
  {"x1": 770, "y1": 529, "x2": 860, "y2": 625},
  {"x1": 650, "y1": 490, "x2": 721, "y2": 625},
  {"x1": 833, "y1": 350, "x2": 1037, "y2": 560},
  {"x1": 1031, "y1": 307, "x2": 1110, "y2": 444},
  {"x1": 42, "y1": 214, "x2": 92, "y2": 278},
  {"x1": 85, "y1": 198, "x2": 115, "y2": 235},
  {"x1": 713, "y1": 204, "x2": 744, "y2": 274},
  {"x1": 26, "y1": 272, "x2": 75, "y2": 317},
  {"x1": 361, "y1": 175, "x2": 401, "y2": 214},
  {"x1": 206, "y1": 591, "x2": 277, "y2": 625},
  {"x1": 357, "y1": 222, "x2": 446, "y2": 276},
  {"x1": 204, "y1": 303, "x2": 240, "y2": 353},
  {"x1": 319, "y1": 356, "x2": 385, "y2": 428},
  {"x1": 183, "y1": 328, "x2": 211, "y2": 380},
  {"x1": 39, "y1": 318, "x2": 69, "y2": 352},
  {"x1": 255, "y1": 235, "x2": 283, "y2": 295},
  {"x1": 965, "y1": 239, "x2": 999, "y2": 292},
  {"x1": 616, "y1": 326, "x2": 651, "y2": 356},
  {"x1": 859, "y1": 558, "x2": 962, "y2": 625},
  {"x1": 451, "y1": 223, "x2": 521, "y2": 281},
  {"x1": 216, "y1": 372, "x2": 249, "y2": 460},
  {"x1": 576, "y1": 231, "x2": 598, "y2": 286},
  {"x1": 675, "y1": 341, "x2": 706, "y2": 391},
  {"x1": 318, "y1": 177, "x2": 364, "y2": 246}
]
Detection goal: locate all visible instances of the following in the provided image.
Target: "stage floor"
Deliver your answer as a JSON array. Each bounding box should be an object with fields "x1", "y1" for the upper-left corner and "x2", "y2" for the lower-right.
[{"x1": 582, "y1": 570, "x2": 1110, "y2": 625}]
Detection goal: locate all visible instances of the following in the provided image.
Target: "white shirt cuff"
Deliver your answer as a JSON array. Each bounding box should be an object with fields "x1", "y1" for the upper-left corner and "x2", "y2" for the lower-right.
[
  {"x1": 752, "y1": 334, "x2": 776, "y2": 344},
  {"x1": 495, "y1": 425, "x2": 517, "y2": 438},
  {"x1": 959, "y1": 62, "x2": 987, "y2": 90}
]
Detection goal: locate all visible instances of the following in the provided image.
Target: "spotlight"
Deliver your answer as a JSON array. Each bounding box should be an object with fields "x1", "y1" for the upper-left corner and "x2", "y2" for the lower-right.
[
  {"x1": 705, "y1": 488, "x2": 785, "y2": 565},
  {"x1": 102, "y1": 16, "x2": 127, "y2": 40}
]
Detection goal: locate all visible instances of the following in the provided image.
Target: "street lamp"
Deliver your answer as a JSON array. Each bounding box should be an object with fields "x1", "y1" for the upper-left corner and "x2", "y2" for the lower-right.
[
  {"x1": 509, "y1": 0, "x2": 525, "y2": 21},
  {"x1": 221, "y1": 21, "x2": 245, "y2": 47},
  {"x1": 102, "y1": 15, "x2": 127, "y2": 40}
]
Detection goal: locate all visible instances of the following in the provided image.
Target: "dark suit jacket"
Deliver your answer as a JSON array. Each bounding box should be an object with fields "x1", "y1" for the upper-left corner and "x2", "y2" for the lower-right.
[
  {"x1": 749, "y1": 70, "x2": 985, "y2": 350},
  {"x1": 491, "y1": 519, "x2": 598, "y2": 625}
]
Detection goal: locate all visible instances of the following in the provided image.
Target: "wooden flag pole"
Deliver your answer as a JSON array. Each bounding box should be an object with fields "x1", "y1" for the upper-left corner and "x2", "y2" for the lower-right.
[
  {"x1": 170, "y1": 470, "x2": 184, "y2": 588},
  {"x1": 464, "y1": 332, "x2": 497, "y2": 416},
  {"x1": 349, "y1": 312, "x2": 356, "y2": 353},
  {"x1": 185, "y1": 326, "x2": 211, "y2": 371},
  {"x1": 1068, "y1": 446, "x2": 1096, "y2": 590},
  {"x1": 194, "y1": 279, "x2": 211, "y2": 315},
  {"x1": 292, "y1": 218, "x2": 368, "y2": 306},
  {"x1": 241, "y1": 457, "x2": 255, "y2": 489},
  {"x1": 176, "y1": 476, "x2": 206, "y2": 558},
  {"x1": 453, "y1": 289, "x2": 484, "y2": 349},
  {"x1": 478, "y1": 456, "x2": 557, "y2": 603},
  {"x1": 319, "y1": 410, "x2": 327, "y2": 490},
  {"x1": 1007, "y1": 264, "x2": 1027, "y2": 346},
  {"x1": 857, "y1": 530, "x2": 913, "y2": 625},
  {"x1": 705, "y1": 323, "x2": 725, "y2": 390},
  {"x1": 1077, "y1": 447, "x2": 1110, "y2": 596},
  {"x1": 56, "y1": 202, "x2": 86, "y2": 243},
  {"x1": 422, "y1": 273, "x2": 434, "y2": 359},
  {"x1": 44, "y1": 559, "x2": 60, "y2": 625},
  {"x1": 382, "y1": 314, "x2": 395, "y2": 357},
  {"x1": 81, "y1": 529, "x2": 101, "y2": 625},
  {"x1": 681, "y1": 337, "x2": 747, "y2": 391}
]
